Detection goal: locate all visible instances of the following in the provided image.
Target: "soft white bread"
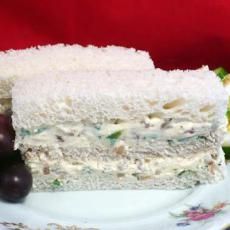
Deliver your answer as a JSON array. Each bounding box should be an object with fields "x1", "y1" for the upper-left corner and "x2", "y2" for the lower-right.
[
  {"x1": 0, "y1": 44, "x2": 154, "y2": 113},
  {"x1": 12, "y1": 66, "x2": 227, "y2": 130}
]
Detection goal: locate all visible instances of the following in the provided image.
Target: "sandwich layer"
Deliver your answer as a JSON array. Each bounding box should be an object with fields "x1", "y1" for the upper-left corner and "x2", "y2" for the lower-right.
[
  {"x1": 21, "y1": 146, "x2": 225, "y2": 191},
  {"x1": 15, "y1": 121, "x2": 222, "y2": 158},
  {"x1": 0, "y1": 44, "x2": 154, "y2": 113},
  {"x1": 12, "y1": 67, "x2": 227, "y2": 129}
]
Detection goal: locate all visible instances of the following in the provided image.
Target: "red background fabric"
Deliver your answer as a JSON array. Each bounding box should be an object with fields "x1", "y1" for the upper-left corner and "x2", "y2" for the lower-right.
[{"x1": 0, "y1": 0, "x2": 229, "y2": 70}]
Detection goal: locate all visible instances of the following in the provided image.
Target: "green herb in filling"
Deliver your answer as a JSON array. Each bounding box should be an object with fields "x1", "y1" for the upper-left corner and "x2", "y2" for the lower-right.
[
  {"x1": 20, "y1": 128, "x2": 31, "y2": 137},
  {"x1": 20, "y1": 126, "x2": 47, "y2": 137},
  {"x1": 83, "y1": 166, "x2": 92, "y2": 174},
  {"x1": 51, "y1": 179, "x2": 61, "y2": 188},
  {"x1": 177, "y1": 135, "x2": 199, "y2": 142},
  {"x1": 177, "y1": 169, "x2": 195, "y2": 177},
  {"x1": 34, "y1": 127, "x2": 47, "y2": 134},
  {"x1": 107, "y1": 130, "x2": 123, "y2": 140},
  {"x1": 177, "y1": 137, "x2": 190, "y2": 142},
  {"x1": 167, "y1": 140, "x2": 173, "y2": 145},
  {"x1": 177, "y1": 170, "x2": 186, "y2": 176},
  {"x1": 197, "y1": 135, "x2": 208, "y2": 141}
]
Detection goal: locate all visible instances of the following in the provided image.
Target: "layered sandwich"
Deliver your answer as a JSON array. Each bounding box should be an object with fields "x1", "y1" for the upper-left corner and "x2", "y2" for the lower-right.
[
  {"x1": 0, "y1": 44, "x2": 154, "y2": 114},
  {"x1": 12, "y1": 66, "x2": 228, "y2": 191}
]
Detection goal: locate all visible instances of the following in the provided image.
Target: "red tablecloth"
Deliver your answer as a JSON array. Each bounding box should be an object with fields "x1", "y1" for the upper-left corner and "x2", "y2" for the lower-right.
[{"x1": 0, "y1": 0, "x2": 229, "y2": 70}]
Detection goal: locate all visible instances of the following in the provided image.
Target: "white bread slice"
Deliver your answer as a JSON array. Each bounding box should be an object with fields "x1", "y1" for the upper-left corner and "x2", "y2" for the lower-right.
[
  {"x1": 0, "y1": 44, "x2": 154, "y2": 113},
  {"x1": 12, "y1": 67, "x2": 227, "y2": 130}
]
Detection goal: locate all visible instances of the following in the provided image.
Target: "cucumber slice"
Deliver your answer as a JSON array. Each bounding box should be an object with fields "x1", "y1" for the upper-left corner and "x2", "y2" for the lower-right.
[{"x1": 214, "y1": 67, "x2": 228, "y2": 80}]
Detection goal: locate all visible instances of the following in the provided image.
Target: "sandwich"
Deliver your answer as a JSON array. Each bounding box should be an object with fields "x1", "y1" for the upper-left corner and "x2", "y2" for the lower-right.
[
  {"x1": 12, "y1": 66, "x2": 228, "y2": 191},
  {"x1": 0, "y1": 44, "x2": 154, "y2": 114}
]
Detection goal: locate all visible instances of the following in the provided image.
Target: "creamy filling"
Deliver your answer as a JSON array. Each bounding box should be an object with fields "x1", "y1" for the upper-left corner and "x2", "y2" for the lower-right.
[
  {"x1": 17, "y1": 118, "x2": 213, "y2": 148},
  {"x1": 27, "y1": 148, "x2": 219, "y2": 180}
]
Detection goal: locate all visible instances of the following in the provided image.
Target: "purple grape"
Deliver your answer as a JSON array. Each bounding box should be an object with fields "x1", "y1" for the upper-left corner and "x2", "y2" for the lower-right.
[
  {"x1": 0, "y1": 115, "x2": 15, "y2": 158},
  {"x1": 0, "y1": 150, "x2": 23, "y2": 173},
  {"x1": 0, "y1": 163, "x2": 32, "y2": 202}
]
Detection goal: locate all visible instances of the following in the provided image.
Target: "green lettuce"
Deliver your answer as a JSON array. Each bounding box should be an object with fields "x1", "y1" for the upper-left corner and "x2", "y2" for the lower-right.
[{"x1": 214, "y1": 67, "x2": 228, "y2": 80}]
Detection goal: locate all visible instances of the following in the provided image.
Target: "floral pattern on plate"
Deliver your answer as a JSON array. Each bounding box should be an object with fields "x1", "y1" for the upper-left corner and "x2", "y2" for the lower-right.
[
  {"x1": 0, "y1": 222, "x2": 99, "y2": 230},
  {"x1": 170, "y1": 202, "x2": 229, "y2": 227}
]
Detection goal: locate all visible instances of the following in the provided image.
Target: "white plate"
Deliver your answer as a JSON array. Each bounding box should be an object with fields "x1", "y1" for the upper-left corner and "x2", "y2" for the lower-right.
[{"x1": 1, "y1": 165, "x2": 230, "y2": 230}]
